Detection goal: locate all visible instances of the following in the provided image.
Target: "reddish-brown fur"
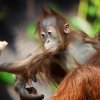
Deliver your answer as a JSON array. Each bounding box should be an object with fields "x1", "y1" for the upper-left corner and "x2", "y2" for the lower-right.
[{"x1": 51, "y1": 51, "x2": 100, "y2": 100}]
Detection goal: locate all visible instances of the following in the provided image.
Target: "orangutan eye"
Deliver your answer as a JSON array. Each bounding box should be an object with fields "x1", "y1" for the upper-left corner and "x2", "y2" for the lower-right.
[
  {"x1": 41, "y1": 32, "x2": 47, "y2": 41},
  {"x1": 48, "y1": 32, "x2": 52, "y2": 35},
  {"x1": 41, "y1": 33, "x2": 45, "y2": 37}
]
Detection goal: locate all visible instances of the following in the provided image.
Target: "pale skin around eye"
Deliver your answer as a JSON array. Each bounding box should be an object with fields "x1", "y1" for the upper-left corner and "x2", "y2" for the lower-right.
[
  {"x1": 47, "y1": 26, "x2": 59, "y2": 38},
  {"x1": 40, "y1": 26, "x2": 59, "y2": 40},
  {"x1": 40, "y1": 31, "x2": 47, "y2": 41}
]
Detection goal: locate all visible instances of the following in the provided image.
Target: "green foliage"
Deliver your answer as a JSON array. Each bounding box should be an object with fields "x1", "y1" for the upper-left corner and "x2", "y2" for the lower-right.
[
  {"x1": 26, "y1": 22, "x2": 37, "y2": 39},
  {"x1": 92, "y1": 21, "x2": 100, "y2": 33},
  {"x1": 72, "y1": 0, "x2": 100, "y2": 37},
  {"x1": 70, "y1": 17, "x2": 95, "y2": 37},
  {"x1": 0, "y1": 72, "x2": 16, "y2": 85},
  {"x1": 49, "y1": 82, "x2": 58, "y2": 92},
  {"x1": 88, "y1": 0, "x2": 100, "y2": 19},
  {"x1": 88, "y1": 5, "x2": 96, "y2": 17}
]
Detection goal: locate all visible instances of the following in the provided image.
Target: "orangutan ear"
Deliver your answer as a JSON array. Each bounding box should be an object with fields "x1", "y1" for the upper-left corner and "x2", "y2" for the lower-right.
[{"x1": 64, "y1": 23, "x2": 70, "y2": 34}]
